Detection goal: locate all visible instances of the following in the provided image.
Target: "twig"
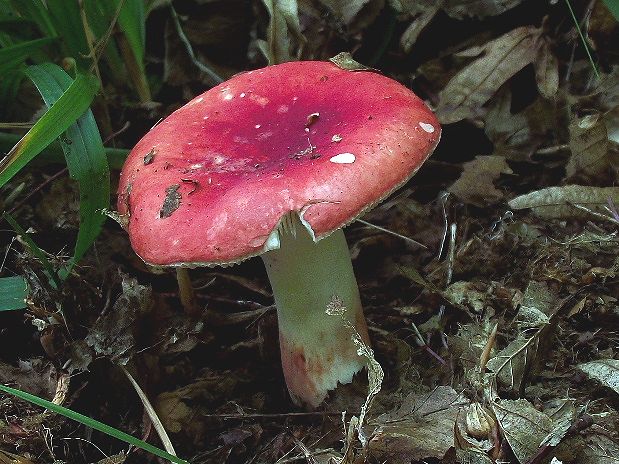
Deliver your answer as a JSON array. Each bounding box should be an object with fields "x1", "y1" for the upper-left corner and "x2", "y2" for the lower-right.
[
  {"x1": 356, "y1": 218, "x2": 427, "y2": 249},
  {"x1": 169, "y1": 4, "x2": 224, "y2": 84},
  {"x1": 121, "y1": 366, "x2": 177, "y2": 457},
  {"x1": 200, "y1": 411, "x2": 357, "y2": 420}
]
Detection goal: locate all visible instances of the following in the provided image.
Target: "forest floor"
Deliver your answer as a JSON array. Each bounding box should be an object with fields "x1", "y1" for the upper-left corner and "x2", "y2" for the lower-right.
[{"x1": 1, "y1": 1, "x2": 618, "y2": 463}]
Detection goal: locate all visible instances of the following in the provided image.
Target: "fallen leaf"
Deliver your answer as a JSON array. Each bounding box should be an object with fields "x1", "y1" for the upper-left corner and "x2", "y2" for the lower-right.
[
  {"x1": 85, "y1": 275, "x2": 152, "y2": 365},
  {"x1": 369, "y1": 386, "x2": 469, "y2": 462},
  {"x1": 442, "y1": 0, "x2": 525, "y2": 19},
  {"x1": 317, "y1": 0, "x2": 385, "y2": 30},
  {"x1": 448, "y1": 155, "x2": 513, "y2": 206},
  {"x1": 492, "y1": 398, "x2": 553, "y2": 463},
  {"x1": 508, "y1": 185, "x2": 619, "y2": 219},
  {"x1": 516, "y1": 281, "x2": 558, "y2": 330},
  {"x1": 400, "y1": 3, "x2": 441, "y2": 53},
  {"x1": 436, "y1": 26, "x2": 542, "y2": 124},
  {"x1": 486, "y1": 334, "x2": 531, "y2": 391},
  {"x1": 577, "y1": 359, "x2": 619, "y2": 395},
  {"x1": 566, "y1": 113, "x2": 611, "y2": 180},
  {"x1": 574, "y1": 429, "x2": 619, "y2": 464}
]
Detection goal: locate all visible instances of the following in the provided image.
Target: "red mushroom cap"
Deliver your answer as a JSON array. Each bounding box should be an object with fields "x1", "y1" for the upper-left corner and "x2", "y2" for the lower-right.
[{"x1": 118, "y1": 61, "x2": 440, "y2": 266}]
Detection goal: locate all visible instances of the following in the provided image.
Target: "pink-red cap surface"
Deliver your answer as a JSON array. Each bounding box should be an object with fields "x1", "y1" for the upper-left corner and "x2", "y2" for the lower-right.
[{"x1": 118, "y1": 61, "x2": 440, "y2": 266}]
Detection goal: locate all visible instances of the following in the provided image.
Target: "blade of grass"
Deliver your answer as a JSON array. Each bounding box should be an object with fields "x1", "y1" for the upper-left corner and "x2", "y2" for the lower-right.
[
  {"x1": 0, "y1": 132, "x2": 128, "y2": 169},
  {"x1": 0, "y1": 383, "x2": 188, "y2": 464},
  {"x1": 121, "y1": 366, "x2": 177, "y2": 457},
  {"x1": 24, "y1": 63, "x2": 110, "y2": 275},
  {"x1": 9, "y1": 0, "x2": 56, "y2": 38},
  {"x1": 0, "y1": 275, "x2": 28, "y2": 311},
  {"x1": 0, "y1": 37, "x2": 56, "y2": 74},
  {"x1": 0, "y1": 71, "x2": 99, "y2": 188},
  {"x1": 564, "y1": 0, "x2": 600, "y2": 79},
  {"x1": 3, "y1": 212, "x2": 61, "y2": 289},
  {"x1": 46, "y1": 0, "x2": 90, "y2": 68},
  {"x1": 602, "y1": 0, "x2": 619, "y2": 21}
]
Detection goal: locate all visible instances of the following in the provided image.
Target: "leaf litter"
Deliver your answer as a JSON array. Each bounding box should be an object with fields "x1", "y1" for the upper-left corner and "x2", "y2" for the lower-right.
[{"x1": 2, "y1": 1, "x2": 619, "y2": 463}]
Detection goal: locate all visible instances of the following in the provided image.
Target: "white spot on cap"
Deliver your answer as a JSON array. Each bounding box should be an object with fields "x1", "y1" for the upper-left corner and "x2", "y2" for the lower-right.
[
  {"x1": 190, "y1": 163, "x2": 203, "y2": 169},
  {"x1": 240, "y1": 92, "x2": 246, "y2": 98},
  {"x1": 277, "y1": 104, "x2": 289, "y2": 113},
  {"x1": 331, "y1": 134, "x2": 342, "y2": 142},
  {"x1": 255, "y1": 124, "x2": 261, "y2": 129},
  {"x1": 203, "y1": 115, "x2": 209, "y2": 120},
  {"x1": 419, "y1": 122, "x2": 435, "y2": 133},
  {"x1": 330, "y1": 153, "x2": 356, "y2": 164},
  {"x1": 223, "y1": 93, "x2": 234, "y2": 101},
  {"x1": 213, "y1": 155, "x2": 226, "y2": 165}
]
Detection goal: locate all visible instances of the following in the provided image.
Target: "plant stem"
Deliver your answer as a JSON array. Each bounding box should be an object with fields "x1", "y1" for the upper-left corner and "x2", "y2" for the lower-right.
[
  {"x1": 176, "y1": 267, "x2": 198, "y2": 315},
  {"x1": 261, "y1": 215, "x2": 369, "y2": 407}
]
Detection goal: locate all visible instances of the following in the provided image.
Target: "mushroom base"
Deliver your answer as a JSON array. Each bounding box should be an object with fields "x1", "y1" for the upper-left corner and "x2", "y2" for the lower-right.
[{"x1": 261, "y1": 217, "x2": 370, "y2": 408}]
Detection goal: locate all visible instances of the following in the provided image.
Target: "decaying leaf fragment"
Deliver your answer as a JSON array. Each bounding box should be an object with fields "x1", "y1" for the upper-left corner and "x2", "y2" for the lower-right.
[
  {"x1": 508, "y1": 185, "x2": 619, "y2": 219},
  {"x1": 259, "y1": 0, "x2": 305, "y2": 64},
  {"x1": 448, "y1": 155, "x2": 513, "y2": 206},
  {"x1": 534, "y1": 37, "x2": 559, "y2": 99},
  {"x1": 436, "y1": 26, "x2": 543, "y2": 124},
  {"x1": 577, "y1": 359, "x2": 619, "y2": 395},
  {"x1": 317, "y1": 0, "x2": 385, "y2": 31}
]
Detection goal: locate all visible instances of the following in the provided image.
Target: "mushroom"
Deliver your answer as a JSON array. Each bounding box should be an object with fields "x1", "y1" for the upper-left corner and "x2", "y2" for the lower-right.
[{"x1": 117, "y1": 60, "x2": 440, "y2": 407}]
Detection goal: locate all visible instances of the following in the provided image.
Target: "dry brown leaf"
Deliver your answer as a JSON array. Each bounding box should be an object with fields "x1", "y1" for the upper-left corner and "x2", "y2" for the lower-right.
[
  {"x1": 492, "y1": 399, "x2": 553, "y2": 463},
  {"x1": 448, "y1": 155, "x2": 513, "y2": 206},
  {"x1": 508, "y1": 185, "x2": 619, "y2": 219},
  {"x1": 534, "y1": 38, "x2": 559, "y2": 99},
  {"x1": 566, "y1": 113, "x2": 611, "y2": 179},
  {"x1": 436, "y1": 26, "x2": 543, "y2": 124},
  {"x1": 369, "y1": 386, "x2": 469, "y2": 463}
]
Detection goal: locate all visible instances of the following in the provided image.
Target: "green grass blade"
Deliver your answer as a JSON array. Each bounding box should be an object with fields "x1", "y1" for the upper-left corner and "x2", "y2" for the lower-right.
[
  {"x1": 0, "y1": 71, "x2": 99, "y2": 187},
  {"x1": 46, "y1": 0, "x2": 90, "y2": 68},
  {"x1": 602, "y1": 0, "x2": 619, "y2": 21},
  {"x1": 3, "y1": 212, "x2": 61, "y2": 289},
  {"x1": 117, "y1": 0, "x2": 146, "y2": 67},
  {"x1": 8, "y1": 0, "x2": 56, "y2": 38},
  {"x1": 24, "y1": 63, "x2": 110, "y2": 275},
  {"x1": 0, "y1": 384, "x2": 188, "y2": 464},
  {"x1": 0, "y1": 37, "x2": 55, "y2": 74},
  {"x1": 0, "y1": 132, "x2": 129, "y2": 170},
  {"x1": 564, "y1": 0, "x2": 601, "y2": 79},
  {"x1": 0, "y1": 276, "x2": 28, "y2": 311}
]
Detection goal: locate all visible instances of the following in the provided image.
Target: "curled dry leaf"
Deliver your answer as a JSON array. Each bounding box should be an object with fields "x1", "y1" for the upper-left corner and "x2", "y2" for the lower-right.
[
  {"x1": 448, "y1": 155, "x2": 513, "y2": 206},
  {"x1": 259, "y1": 0, "x2": 305, "y2": 64},
  {"x1": 436, "y1": 26, "x2": 543, "y2": 124},
  {"x1": 508, "y1": 185, "x2": 619, "y2": 219},
  {"x1": 534, "y1": 38, "x2": 559, "y2": 99}
]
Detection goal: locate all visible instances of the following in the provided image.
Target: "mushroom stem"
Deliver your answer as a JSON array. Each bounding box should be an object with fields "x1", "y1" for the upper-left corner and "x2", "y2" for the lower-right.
[
  {"x1": 261, "y1": 215, "x2": 369, "y2": 408},
  {"x1": 176, "y1": 268, "x2": 198, "y2": 315}
]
